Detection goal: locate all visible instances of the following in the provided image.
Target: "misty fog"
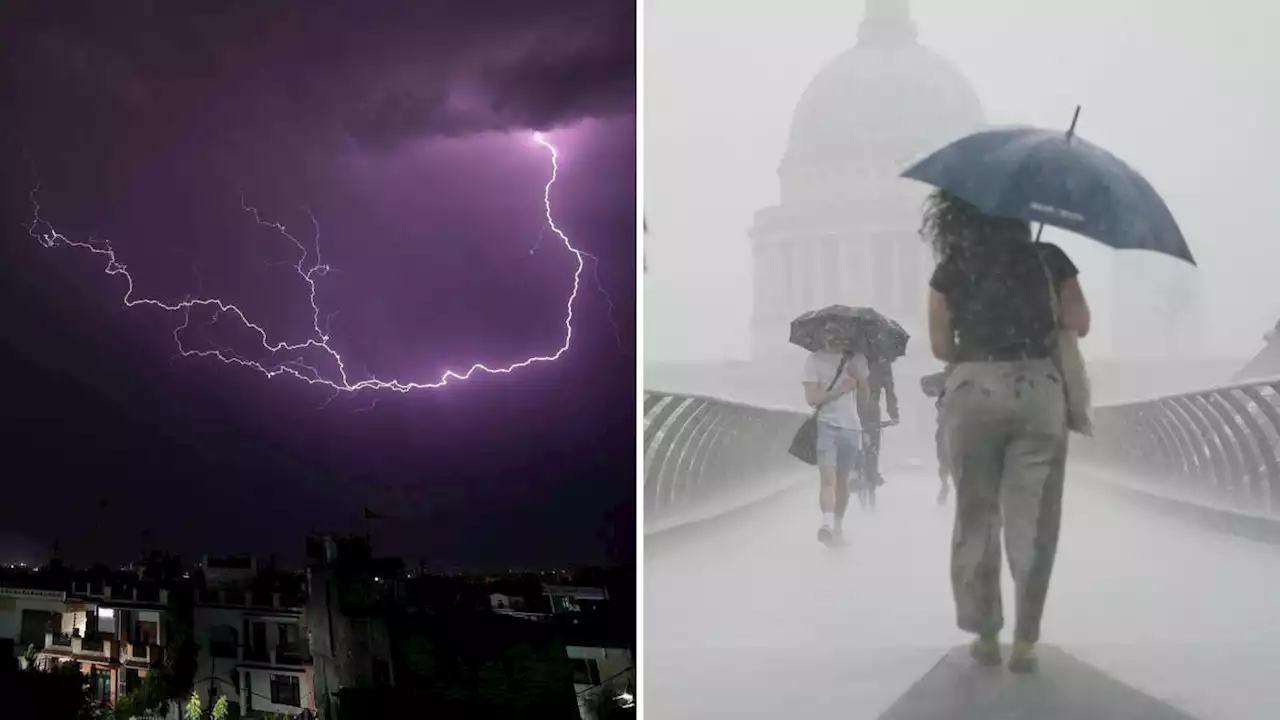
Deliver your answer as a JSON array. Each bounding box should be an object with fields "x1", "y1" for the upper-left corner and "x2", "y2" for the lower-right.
[
  {"x1": 646, "y1": 472, "x2": 1280, "y2": 719},
  {"x1": 643, "y1": 1, "x2": 1280, "y2": 717},
  {"x1": 646, "y1": 0, "x2": 1280, "y2": 369}
]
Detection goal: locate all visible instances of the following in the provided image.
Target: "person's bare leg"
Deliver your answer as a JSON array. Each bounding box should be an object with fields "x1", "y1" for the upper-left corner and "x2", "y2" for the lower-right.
[
  {"x1": 832, "y1": 438, "x2": 857, "y2": 542},
  {"x1": 817, "y1": 465, "x2": 838, "y2": 544},
  {"x1": 819, "y1": 465, "x2": 837, "y2": 513}
]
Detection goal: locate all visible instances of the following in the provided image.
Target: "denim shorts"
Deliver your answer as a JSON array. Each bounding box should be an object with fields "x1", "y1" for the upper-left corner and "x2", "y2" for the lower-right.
[{"x1": 816, "y1": 421, "x2": 862, "y2": 475}]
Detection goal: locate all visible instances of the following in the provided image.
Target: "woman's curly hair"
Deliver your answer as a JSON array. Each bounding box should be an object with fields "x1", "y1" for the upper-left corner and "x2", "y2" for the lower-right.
[{"x1": 919, "y1": 189, "x2": 1031, "y2": 262}]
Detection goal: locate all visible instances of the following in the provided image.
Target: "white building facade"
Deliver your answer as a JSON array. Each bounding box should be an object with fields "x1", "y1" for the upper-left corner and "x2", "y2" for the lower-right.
[
  {"x1": 748, "y1": 0, "x2": 987, "y2": 369},
  {"x1": 192, "y1": 555, "x2": 316, "y2": 718}
]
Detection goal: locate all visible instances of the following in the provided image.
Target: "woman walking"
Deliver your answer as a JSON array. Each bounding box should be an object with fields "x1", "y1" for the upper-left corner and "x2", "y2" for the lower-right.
[
  {"x1": 801, "y1": 322, "x2": 871, "y2": 546},
  {"x1": 923, "y1": 189, "x2": 1091, "y2": 673}
]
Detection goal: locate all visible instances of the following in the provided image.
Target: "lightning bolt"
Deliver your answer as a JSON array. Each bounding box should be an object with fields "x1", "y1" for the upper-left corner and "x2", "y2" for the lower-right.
[
  {"x1": 22, "y1": 131, "x2": 602, "y2": 399},
  {"x1": 531, "y1": 230, "x2": 621, "y2": 350},
  {"x1": 524, "y1": 160, "x2": 621, "y2": 350}
]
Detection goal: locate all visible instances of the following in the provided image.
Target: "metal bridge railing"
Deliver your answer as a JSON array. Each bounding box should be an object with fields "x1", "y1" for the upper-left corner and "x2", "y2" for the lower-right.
[
  {"x1": 645, "y1": 375, "x2": 1280, "y2": 531},
  {"x1": 643, "y1": 389, "x2": 806, "y2": 532},
  {"x1": 1085, "y1": 376, "x2": 1280, "y2": 516}
]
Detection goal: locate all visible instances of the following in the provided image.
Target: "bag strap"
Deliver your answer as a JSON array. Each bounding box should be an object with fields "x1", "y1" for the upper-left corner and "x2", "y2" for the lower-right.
[{"x1": 812, "y1": 354, "x2": 851, "y2": 415}]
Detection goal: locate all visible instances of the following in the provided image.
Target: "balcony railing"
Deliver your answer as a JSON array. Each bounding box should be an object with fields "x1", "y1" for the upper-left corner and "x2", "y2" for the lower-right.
[
  {"x1": 45, "y1": 632, "x2": 73, "y2": 649},
  {"x1": 78, "y1": 637, "x2": 105, "y2": 655},
  {"x1": 68, "y1": 582, "x2": 168, "y2": 605},
  {"x1": 196, "y1": 589, "x2": 304, "y2": 610},
  {"x1": 64, "y1": 636, "x2": 113, "y2": 659},
  {"x1": 275, "y1": 642, "x2": 307, "y2": 666},
  {"x1": 240, "y1": 643, "x2": 310, "y2": 667},
  {"x1": 123, "y1": 642, "x2": 156, "y2": 665}
]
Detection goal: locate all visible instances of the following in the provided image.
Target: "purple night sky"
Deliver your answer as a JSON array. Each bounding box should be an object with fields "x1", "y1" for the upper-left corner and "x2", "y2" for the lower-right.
[{"x1": 0, "y1": 0, "x2": 635, "y2": 570}]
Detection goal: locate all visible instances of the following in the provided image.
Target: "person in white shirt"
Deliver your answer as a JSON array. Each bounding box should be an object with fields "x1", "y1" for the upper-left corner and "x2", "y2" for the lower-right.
[{"x1": 802, "y1": 322, "x2": 871, "y2": 546}]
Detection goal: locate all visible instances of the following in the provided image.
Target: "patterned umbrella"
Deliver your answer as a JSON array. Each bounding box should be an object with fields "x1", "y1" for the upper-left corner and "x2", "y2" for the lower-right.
[{"x1": 789, "y1": 305, "x2": 909, "y2": 360}]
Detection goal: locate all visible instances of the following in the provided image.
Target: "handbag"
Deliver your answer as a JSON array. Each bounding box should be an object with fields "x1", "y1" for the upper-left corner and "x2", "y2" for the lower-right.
[
  {"x1": 920, "y1": 371, "x2": 947, "y2": 399},
  {"x1": 788, "y1": 354, "x2": 850, "y2": 465},
  {"x1": 1037, "y1": 249, "x2": 1094, "y2": 436}
]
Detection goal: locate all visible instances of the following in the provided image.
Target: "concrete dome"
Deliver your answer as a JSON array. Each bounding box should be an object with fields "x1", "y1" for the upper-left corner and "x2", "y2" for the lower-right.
[{"x1": 779, "y1": 0, "x2": 985, "y2": 202}]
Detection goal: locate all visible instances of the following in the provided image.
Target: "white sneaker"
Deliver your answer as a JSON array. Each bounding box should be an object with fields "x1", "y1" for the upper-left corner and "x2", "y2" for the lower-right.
[{"x1": 817, "y1": 526, "x2": 835, "y2": 546}]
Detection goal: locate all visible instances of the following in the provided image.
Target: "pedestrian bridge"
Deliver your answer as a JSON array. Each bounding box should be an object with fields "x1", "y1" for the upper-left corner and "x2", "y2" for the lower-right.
[{"x1": 644, "y1": 373, "x2": 1280, "y2": 719}]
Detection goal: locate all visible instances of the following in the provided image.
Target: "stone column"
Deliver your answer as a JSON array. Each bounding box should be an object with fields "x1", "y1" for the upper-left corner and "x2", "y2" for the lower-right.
[
  {"x1": 870, "y1": 232, "x2": 892, "y2": 317},
  {"x1": 790, "y1": 239, "x2": 805, "y2": 316},
  {"x1": 751, "y1": 239, "x2": 769, "y2": 326},
  {"x1": 821, "y1": 234, "x2": 841, "y2": 307}
]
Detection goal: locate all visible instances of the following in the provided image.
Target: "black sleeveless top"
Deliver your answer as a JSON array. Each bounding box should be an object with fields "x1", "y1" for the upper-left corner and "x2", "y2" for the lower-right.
[{"x1": 929, "y1": 241, "x2": 1079, "y2": 362}]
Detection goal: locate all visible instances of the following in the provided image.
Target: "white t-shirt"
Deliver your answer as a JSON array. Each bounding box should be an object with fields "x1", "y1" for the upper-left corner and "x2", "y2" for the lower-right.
[{"x1": 803, "y1": 351, "x2": 868, "y2": 430}]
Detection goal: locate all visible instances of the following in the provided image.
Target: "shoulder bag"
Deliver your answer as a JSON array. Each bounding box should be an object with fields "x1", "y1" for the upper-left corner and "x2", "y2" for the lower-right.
[
  {"x1": 788, "y1": 354, "x2": 850, "y2": 465},
  {"x1": 1037, "y1": 250, "x2": 1094, "y2": 436}
]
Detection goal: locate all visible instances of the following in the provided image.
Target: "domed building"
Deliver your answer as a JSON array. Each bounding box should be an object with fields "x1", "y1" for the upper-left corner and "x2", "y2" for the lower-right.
[{"x1": 748, "y1": 0, "x2": 986, "y2": 365}]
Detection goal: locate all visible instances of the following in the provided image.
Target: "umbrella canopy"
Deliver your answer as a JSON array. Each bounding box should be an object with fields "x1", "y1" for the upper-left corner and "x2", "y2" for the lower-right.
[
  {"x1": 901, "y1": 108, "x2": 1194, "y2": 265},
  {"x1": 790, "y1": 305, "x2": 909, "y2": 360}
]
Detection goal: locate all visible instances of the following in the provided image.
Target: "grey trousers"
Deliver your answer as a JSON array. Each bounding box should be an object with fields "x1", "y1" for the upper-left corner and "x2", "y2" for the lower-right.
[
  {"x1": 934, "y1": 396, "x2": 949, "y2": 474},
  {"x1": 942, "y1": 359, "x2": 1068, "y2": 643}
]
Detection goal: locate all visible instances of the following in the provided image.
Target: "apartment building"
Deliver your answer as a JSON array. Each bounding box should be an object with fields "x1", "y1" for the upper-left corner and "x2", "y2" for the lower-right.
[
  {"x1": 545, "y1": 584, "x2": 633, "y2": 720},
  {"x1": 192, "y1": 554, "x2": 316, "y2": 718},
  {"x1": 305, "y1": 535, "x2": 398, "y2": 719},
  {"x1": 23, "y1": 576, "x2": 172, "y2": 706},
  {"x1": 0, "y1": 582, "x2": 69, "y2": 667}
]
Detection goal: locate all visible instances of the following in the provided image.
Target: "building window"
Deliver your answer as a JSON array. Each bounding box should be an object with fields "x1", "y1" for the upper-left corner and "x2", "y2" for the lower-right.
[
  {"x1": 569, "y1": 657, "x2": 600, "y2": 687},
  {"x1": 209, "y1": 625, "x2": 238, "y2": 659},
  {"x1": 91, "y1": 668, "x2": 111, "y2": 703},
  {"x1": 134, "y1": 620, "x2": 158, "y2": 646},
  {"x1": 270, "y1": 674, "x2": 301, "y2": 707},
  {"x1": 276, "y1": 622, "x2": 303, "y2": 663},
  {"x1": 246, "y1": 621, "x2": 268, "y2": 662},
  {"x1": 19, "y1": 609, "x2": 54, "y2": 649}
]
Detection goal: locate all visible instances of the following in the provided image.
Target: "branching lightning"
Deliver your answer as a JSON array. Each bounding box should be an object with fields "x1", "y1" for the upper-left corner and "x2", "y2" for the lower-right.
[
  {"x1": 529, "y1": 221, "x2": 621, "y2": 349},
  {"x1": 23, "y1": 132, "x2": 613, "y2": 400}
]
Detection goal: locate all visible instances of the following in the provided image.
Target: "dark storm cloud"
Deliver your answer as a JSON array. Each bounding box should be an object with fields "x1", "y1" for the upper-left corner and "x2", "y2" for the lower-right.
[
  {"x1": 345, "y1": 1, "x2": 635, "y2": 147},
  {"x1": 0, "y1": 0, "x2": 636, "y2": 569},
  {"x1": 3, "y1": 0, "x2": 635, "y2": 152}
]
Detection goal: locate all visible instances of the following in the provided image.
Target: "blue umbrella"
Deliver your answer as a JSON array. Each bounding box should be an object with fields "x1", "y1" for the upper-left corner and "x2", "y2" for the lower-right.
[{"x1": 901, "y1": 106, "x2": 1195, "y2": 265}]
